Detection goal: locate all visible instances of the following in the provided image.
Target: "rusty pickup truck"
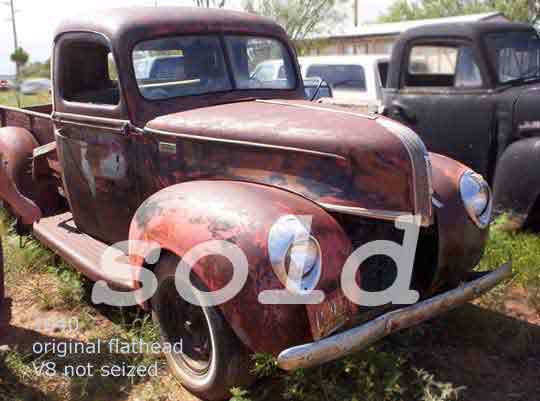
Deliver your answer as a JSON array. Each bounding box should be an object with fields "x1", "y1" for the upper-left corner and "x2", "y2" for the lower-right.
[{"x1": 0, "y1": 7, "x2": 510, "y2": 400}]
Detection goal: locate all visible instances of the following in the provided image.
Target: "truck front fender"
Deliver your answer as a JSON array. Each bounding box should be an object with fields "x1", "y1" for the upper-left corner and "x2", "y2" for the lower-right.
[
  {"x1": 128, "y1": 180, "x2": 352, "y2": 355},
  {"x1": 429, "y1": 153, "x2": 488, "y2": 288},
  {"x1": 492, "y1": 137, "x2": 540, "y2": 228},
  {"x1": 0, "y1": 127, "x2": 41, "y2": 224}
]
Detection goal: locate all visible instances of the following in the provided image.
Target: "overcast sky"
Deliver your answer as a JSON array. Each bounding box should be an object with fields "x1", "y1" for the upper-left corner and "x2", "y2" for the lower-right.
[{"x1": 0, "y1": 0, "x2": 395, "y2": 75}]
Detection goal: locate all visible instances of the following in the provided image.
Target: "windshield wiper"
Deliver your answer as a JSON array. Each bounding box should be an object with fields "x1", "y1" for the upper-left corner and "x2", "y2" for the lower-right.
[{"x1": 503, "y1": 65, "x2": 540, "y2": 86}]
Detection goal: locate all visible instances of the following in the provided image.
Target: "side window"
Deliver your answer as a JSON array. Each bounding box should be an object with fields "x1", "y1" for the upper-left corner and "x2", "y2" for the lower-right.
[
  {"x1": 108, "y1": 53, "x2": 119, "y2": 81},
  {"x1": 455, "y1": 46, "x2": 483, "y2": 88},
  {"x1": 60, "y1": 41, "x2": 120, "y2": 105},
  {"x1": 378, "y1": 62, "x2": 389, "y2": 88},
  {"x1": 133, "y1": 35, "x2": 231, "y2": 100},
  {"x1": 405, "y1": 45, "x2": 482, "y2": 88},
  {"x1": 406, "y1": 45, "x2": 458, "y2": 87}
]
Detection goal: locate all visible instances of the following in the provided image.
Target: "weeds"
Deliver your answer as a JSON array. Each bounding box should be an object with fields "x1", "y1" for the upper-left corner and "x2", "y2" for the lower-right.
[
  {"x1": 242, "y1": 347, "x2": 459, "y2": 401},
  {"x1": 230, "y1": 387, "x2": 252, "y2": 401},
  {"x1": 4, "y1": 351, "x2": 36, "y2": 382},
  {"x1": 54, "y1": 265, "x2": 85, "y2": 309},
  {"x1": 478, "y1": 216, "x2": 540, "y2": 286},
  {"x1": 414, "y1": 369, "x2": 465, "y2": 401},
  {"x1": 478, "y1": 215, "x2": 540, "y2": 311},
  {"x1": 251, "y1": 352, "x2": 279, "y2": 378}
]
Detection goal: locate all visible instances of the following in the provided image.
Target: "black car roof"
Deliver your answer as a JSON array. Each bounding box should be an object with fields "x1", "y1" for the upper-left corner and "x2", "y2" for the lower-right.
[
  {"x1": 400, "y1": 21, "x2": 534, "y2": 42},
  {"x1": 387, "y1": 21, "x2": 537, "y2": 89}
]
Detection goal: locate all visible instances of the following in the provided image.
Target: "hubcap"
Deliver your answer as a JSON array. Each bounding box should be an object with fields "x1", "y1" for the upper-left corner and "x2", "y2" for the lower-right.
[{"x1": 158, "y1": 279, "x2": 212, "y2": 375}]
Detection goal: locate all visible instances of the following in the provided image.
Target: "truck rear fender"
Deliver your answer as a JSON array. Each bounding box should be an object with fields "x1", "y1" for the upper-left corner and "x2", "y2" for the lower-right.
[
  {"x1": 0, "y1": 127, "x2": 42, "y2": 224},
  {"x1": 128, "y1": 180, "x2": 353, "y2": 355}
]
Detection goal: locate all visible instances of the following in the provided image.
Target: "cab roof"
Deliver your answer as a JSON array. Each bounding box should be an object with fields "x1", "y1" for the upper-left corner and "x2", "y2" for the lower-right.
[{"x1": 55, "y1": 6, "x2": 289, "y2": 44}]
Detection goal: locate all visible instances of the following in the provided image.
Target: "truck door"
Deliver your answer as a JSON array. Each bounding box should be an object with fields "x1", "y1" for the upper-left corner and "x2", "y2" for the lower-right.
[
  {"x1": 387, "y1": 43, "x2": 494, "y2": 177},
  {"x1": 52, "y1": 33, "x2": 139, "y2": 244}
]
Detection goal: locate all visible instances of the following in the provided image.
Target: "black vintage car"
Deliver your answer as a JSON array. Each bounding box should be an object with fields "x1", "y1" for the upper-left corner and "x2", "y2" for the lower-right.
[{"x1": 384, "y1": 22, "x2": 540, "y2": 229}]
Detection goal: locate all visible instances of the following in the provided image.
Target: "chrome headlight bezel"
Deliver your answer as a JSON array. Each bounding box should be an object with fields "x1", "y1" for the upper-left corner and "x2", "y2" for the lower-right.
[
  {"x1": 459, "y1": 170, "x2": 492, "y2": 229},
  {"x1": 268, "y1": 215, "x2": 322, "y2": 294}
]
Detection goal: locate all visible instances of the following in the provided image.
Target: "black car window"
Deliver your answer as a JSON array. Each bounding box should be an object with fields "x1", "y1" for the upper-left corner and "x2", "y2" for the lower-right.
[
  {"x1": 406, "y1": 45, "x2": 481, "y2": 88},
  {"x1": 406, "y1": 45, "x2": 458, "y2": 87},
  {"x1": 455, "y1": 46, "x2": 483, "y2": 88},
  {"x1": 486, "y1": 31, "x2": 540, "y2": 83}
]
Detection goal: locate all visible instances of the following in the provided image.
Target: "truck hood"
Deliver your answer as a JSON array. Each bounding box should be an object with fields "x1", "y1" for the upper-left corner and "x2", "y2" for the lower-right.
[{"x1": 145, "y1": 99, "x2": 432, "y2": 224}]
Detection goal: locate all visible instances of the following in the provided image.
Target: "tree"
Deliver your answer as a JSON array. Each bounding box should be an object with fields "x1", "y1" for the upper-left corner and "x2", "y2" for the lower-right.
[
  {"x1": 243, "y1": 0, "x2": 347, "y2": 42},
  {"x1": 10, "y1": 46, "x2": 29, "y2": 76},
  {"x1": 20, "y1": 59, "x2": 51, "y2": 80},
  {"x1": 379, "y1": 0, "x2": 539, "y2": 25}
]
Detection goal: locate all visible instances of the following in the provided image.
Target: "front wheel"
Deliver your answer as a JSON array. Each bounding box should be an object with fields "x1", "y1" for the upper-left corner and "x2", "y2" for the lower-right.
[{"x1": 151, "y1": 253, "x2": 254, "y2": 400}]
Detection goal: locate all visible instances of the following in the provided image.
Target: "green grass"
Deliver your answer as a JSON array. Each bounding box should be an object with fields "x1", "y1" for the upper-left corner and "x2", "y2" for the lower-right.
[
  {"x1": 0, "y1": 90, "x2": 50, "y2": 108},
  {"x1": 478, "y1": 216, "x2": 540, "y2": 286}
]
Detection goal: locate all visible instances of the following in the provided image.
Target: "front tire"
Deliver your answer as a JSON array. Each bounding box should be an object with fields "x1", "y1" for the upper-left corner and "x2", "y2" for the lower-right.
[{"x1": 152, "y1": 253, "x2": 254, "y2": 400}]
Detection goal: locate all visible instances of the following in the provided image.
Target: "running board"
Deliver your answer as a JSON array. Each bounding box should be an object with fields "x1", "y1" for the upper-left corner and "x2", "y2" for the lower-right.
[{"x1": 32, "y1": 212, "x2": 135, "y2": 290}]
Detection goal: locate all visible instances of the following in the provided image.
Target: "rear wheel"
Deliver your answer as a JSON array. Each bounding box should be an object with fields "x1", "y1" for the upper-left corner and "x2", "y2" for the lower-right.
[{"x1": 152, "y1": 253, "x2": 254, "y2": 400}]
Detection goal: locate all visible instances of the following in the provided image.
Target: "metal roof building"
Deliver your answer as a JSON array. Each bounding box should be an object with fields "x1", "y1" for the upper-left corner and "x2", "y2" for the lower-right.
[{"x1": 302, "y1": 12, "x2": 508, "y2": 55}]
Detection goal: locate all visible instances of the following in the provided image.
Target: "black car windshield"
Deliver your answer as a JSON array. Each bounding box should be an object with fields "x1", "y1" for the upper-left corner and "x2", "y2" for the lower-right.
[
  {"x1": 486, "y1": 31, "x2": 540, "y2": 84},
  {"x1": 305, "y1": 65, "x2": 367, "y2": 91},
  {"x1": 132, "y1": 35, "x2": 296, "y2": 100}
]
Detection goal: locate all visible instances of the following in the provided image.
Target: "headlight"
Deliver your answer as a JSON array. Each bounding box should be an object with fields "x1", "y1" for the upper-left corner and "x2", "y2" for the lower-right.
[
  {"x1": 268, "y1": 215, "x2": 322, "y2": 293},
  {"x1": 459, "y1": 171, "x2": 492, "y2": 229}
]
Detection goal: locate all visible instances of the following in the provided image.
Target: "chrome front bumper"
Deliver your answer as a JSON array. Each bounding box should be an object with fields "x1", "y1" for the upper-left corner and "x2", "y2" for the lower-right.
[{"x1": 277, "y1": 262, "x2": 512, "y2": 371}]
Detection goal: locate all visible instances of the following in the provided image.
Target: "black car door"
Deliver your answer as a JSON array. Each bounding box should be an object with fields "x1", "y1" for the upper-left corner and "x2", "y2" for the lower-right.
[{"x1": 387, "y1": 43, "x2": 495, "y2": 178}]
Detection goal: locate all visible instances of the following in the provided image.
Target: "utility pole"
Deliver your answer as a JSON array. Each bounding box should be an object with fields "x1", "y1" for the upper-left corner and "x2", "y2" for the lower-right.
[
  {"x1": 3, "y1": 0, "x2": 21, "y2": 106},
  {"x1": 9, "y1": 0, "x2": 18, "y2": 55},
  {"x1": 354, "y1": 0, "x2": 359, "y2": 27},
  {"x1": 4, "y1": 0, "x2": 19, "y2": 75}
]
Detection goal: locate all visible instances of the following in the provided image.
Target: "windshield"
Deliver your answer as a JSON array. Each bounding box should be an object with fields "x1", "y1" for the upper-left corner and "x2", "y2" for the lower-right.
[
  {"x1": 305, "y1": 64, "x2": 367, "y2": 91},
  {"x1": 132, "y1": 35, "x2": 296, "y2": 100},
  {"x1": 486, "y1": 31, "x2": 540, "y2": 84}
]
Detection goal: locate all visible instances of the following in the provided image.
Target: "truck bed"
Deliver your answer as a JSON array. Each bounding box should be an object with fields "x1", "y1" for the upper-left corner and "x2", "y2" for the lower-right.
[{"x1": 0, "y1": 104, "x2": 54, "y2": 145}]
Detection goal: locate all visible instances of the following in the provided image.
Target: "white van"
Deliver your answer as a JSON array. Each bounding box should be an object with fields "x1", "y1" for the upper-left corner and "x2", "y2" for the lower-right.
[{"x1": 299, "y1": 55, "x2": 390, "y2": 113}]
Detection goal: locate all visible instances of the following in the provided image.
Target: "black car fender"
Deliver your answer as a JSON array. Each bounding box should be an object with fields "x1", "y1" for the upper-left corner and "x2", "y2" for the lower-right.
[{"x1": 492, "y1": 137, "x2": 540, "y2": 227}]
